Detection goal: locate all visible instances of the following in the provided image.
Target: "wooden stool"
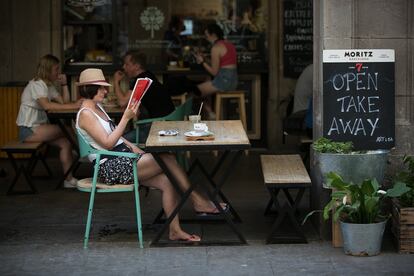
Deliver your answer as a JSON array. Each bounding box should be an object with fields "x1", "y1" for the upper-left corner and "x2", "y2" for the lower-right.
[
  {"x1": 171, "y1": 92, "x2": 187, "y2": 107},
  {"x1": 215, "y1": 91, "x2": 248, "y2": 156},
  {"x1": 215, "y1": 91, "x2": 247, "y2": 130},
  {"x1": 261, "y1": 154, "x2": 311, "y2": 243}
]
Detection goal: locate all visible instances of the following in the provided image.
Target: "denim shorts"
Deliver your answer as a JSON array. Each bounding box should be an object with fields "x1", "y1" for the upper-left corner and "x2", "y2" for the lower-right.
[
  {"x1": 212, "y1": 68, "x2": 238, "y2": 91},
  {"x1": 18, "y1": 126, "x2": 34, "y2": 142}
]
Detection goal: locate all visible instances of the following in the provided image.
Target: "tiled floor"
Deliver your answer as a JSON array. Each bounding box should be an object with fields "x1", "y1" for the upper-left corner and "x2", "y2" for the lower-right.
[{"x1": 0, "y1": 151, "x2": 413, "y2": 275}]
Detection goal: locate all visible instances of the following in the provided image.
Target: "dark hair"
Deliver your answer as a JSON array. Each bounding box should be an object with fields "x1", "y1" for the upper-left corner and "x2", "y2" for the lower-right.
[
  {"x1": 125, "y1": 50, "x2": 147, "y2": 70},
  {"x1": 206, "y1": 24, "x2": 224, "y2": 40},
  {"x1": 79, "y1": 85, "x2": 100, "y2": 99},
  {"x1": 168, "y1": 15, "x2": 183, "y2": 31}
]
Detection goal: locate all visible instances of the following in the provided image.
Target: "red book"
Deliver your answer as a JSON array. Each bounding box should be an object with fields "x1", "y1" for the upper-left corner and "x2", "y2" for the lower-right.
[{"x1": 128, "y1": 77, "x2": 153, "y2": 108}]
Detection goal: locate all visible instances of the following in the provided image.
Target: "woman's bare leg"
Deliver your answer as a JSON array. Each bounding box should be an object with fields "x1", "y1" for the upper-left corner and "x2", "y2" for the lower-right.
[
  {"x1": 138, "y1": 154, "x2": 200, "y2": 241},
  {"x1": 25, "y1": 124, "x2": 74, "y2": 179},
  {"x1": 156, "y1": 153, "x2": 225, "y2": 213}
]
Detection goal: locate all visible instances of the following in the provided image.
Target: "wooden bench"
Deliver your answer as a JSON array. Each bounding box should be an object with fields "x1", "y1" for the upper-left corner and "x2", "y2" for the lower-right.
[
  {"x1": 260, "y1": 154, "x2": 311, "y2": 243},
  {"x1": 1, "y1": 141, "x2": 51, "y2": 195}
]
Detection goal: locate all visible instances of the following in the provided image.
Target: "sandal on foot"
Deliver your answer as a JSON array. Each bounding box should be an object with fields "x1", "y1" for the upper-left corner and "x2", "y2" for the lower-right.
[{"x1": 196, "y1": 203, "x2": 229, "y2": 217}]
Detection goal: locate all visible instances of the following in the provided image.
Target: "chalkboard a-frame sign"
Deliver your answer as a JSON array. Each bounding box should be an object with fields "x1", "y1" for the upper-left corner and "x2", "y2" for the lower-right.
[{"x1": 323, "y1": 49, "x2": 395, "y2": 150}]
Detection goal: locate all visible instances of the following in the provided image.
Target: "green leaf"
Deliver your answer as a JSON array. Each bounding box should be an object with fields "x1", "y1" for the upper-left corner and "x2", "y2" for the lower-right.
[
  {"x1": 361, "y1": 179, "x2": 375, "y2": 196},
  {"x1": 386, "y1": 182, "x2": 411, "y2": 197},
  {"x1": 327, "y1": 172, "x2": 348, "y2": 190},
  {"x1": 323, "y1": 199, "x2": 337, "y2": 220},
  {"x1": 333, "y1": 205, "x2": 346, "y2": 222}
]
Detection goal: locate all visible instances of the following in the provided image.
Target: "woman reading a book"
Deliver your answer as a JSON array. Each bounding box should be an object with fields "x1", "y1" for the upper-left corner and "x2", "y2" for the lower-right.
[{"x1": 76, "y1": 68, "x2": 226, "y2": 242}]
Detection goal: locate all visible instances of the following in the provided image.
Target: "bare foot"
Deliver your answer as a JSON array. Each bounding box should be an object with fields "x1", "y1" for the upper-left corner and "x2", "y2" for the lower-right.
[{"x1": 169, "y1": 230, "x2": 201, "y2": 242}]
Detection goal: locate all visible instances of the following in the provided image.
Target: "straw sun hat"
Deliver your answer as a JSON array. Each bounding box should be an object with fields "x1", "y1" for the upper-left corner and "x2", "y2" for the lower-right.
[{"x1": 76, "y1": 68, "x2": 111, "y2": 86}]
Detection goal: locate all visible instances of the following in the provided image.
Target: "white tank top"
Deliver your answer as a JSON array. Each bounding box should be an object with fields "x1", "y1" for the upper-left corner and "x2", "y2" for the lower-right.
[{"x1": 76, "y1": 104, "x2": 123, "y2": 161}]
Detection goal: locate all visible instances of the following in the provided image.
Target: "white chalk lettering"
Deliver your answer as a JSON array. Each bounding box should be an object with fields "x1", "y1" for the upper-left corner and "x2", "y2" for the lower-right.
[
  {"x1": 367, "y1": 118, "x2": 380, "y2": 136},
  {"x1": 368, "y1": 96, "x2": 379, "y2": 113},
  {"x1": 354, "y1": 119, "x2": 367, "y2": 136},
  {"x1": 331, "y1": 72, "x2": 379, "y2": 91},
  {"x1": 327, "y1": 117, "x2": 379, "y2": 136},
  {"x1": 367, "y1": 72, "x2": 378, "y2": 90},
  {"x1": 336, "y1": 95, "x2": 370, "y2": 113},
  {"x1": 327, "y1": 117, "x2": 340, "y2": 135},
  {"x1": 346, "y1": 96, "x2": 357, "y2": 112},
  {"x1": 339, "y1": 119, "x2": 357, "y2": 134},
  {"x1": 357, "y1": 96, "x2": 367, "y2": 113},
  {"x1": 356, "y1": 73, "x2": 365, "y2": 90}
]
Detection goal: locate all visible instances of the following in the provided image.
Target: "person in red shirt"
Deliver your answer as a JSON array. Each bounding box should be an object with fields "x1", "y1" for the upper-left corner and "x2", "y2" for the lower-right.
[{"x1": 194, "y1": 24, "x2": 238, "y2": 119}]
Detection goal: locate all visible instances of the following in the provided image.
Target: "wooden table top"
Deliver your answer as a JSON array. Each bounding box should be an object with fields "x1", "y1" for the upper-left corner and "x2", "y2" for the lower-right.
[{"x1": 145, "y1": 120, "x2": 251, "y2": 151}]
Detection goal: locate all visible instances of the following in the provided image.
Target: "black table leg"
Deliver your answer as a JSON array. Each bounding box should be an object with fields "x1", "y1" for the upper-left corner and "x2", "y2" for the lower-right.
[
  {"x1": 189, "y1": 151, "x2": 243, "y2": 223},
  {"x1": 150, "y1": 151, "x2": 247, "y2": 246},
  {"x1": 265, "y1": 187, "x2": 308, "y2": 244}
]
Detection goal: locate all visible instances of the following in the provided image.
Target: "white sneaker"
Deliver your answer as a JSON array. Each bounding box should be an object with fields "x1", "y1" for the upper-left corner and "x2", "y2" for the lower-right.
[{"x1": 64, "y1": 178, "x2": 78, "y2": 189}]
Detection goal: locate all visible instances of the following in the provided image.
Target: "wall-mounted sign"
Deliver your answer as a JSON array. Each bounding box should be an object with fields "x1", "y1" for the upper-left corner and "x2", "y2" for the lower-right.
[{"x1": 323, "y1": 49, "x2": 395, "y2": 150}]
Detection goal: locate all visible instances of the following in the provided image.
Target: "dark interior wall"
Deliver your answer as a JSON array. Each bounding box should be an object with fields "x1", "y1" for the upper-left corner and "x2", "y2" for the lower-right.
[{"x1": 0, "y1": 0, "x2": 60, "y2": 83}]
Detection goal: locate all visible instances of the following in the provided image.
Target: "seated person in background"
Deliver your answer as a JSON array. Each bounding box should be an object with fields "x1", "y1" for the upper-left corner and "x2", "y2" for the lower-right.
[
  {"x1": 292, "y1": 64, "x2": 313, "y2": 114},
  {"x1": 163, "y1": 15, "x2": 185, "y2": 63},
  {"x1": 193, "y1": 23, "x2": 238, "y2": 119},
  {"x1": 282, "y1": 64, "x2": 313, "y2": 140},
  {"x1": 16, "y1": 54, "x2": 83, "y2": 188},
  {"x1": 76, "y1": 68, "x2": 227, "y2": 242},
  {"x1": 113, "y1": 51, "x2": 175, "y2": 142}
]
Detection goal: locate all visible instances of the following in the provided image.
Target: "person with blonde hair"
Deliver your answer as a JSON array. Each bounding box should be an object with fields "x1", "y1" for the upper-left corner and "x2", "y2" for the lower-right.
[
  {"x1": 16, "y1": 54, "x2": 82, "y2": 188},
  {"x1": 77, "y1": 68, "x2": 228, "y2": 242}
]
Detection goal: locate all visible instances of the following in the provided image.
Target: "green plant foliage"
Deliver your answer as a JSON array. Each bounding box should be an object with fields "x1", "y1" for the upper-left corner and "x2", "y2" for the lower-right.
[
  {"x1": 303, "y1": 172, "x2": 411, "y2": 224},
  {"x1": 394, "y1": 155, "x2": 414, "y2": 207},
  {"x1": 312, "y1": 137, "x2": 354, "y2": 154}
]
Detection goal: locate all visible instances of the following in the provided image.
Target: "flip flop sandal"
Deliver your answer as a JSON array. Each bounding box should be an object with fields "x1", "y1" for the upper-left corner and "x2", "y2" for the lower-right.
[{"x1": 196, "y1": 203, "x2": 229, "y2": 217}]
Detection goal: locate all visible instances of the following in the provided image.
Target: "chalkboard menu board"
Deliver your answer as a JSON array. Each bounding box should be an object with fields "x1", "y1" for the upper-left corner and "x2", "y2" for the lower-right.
[
  {"x1": 323, "y1": 49, "x2": 395, "y2": 150},
  {"x1": 283, "y1": 0, "x2": 313, "y2": 78}
]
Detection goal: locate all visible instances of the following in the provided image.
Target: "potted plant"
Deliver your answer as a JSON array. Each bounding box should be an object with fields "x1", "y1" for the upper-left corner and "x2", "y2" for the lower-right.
[
  {"x1": 311, "y1": 138, "x2": 391, "y2": 242},
  {"x1": 391, "y1": 155, "x2": 414, "y2": 253},
  {"x1": 313, "y1": 138, "x2": 389, "y2": 188},
  {"x1": 305, "y1": 172, "x2": 410, "y2": 256}
]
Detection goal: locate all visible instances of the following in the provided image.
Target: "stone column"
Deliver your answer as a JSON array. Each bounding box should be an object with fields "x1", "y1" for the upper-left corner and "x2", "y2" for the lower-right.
[{"x1": 312, "y1": 0, "x2": 414, "y2": 239}]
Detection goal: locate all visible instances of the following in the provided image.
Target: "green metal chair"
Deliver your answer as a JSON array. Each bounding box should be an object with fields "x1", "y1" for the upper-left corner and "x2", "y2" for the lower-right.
[{"x1": 76, "y1": 130, "x2": 144, "y2": 249}]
